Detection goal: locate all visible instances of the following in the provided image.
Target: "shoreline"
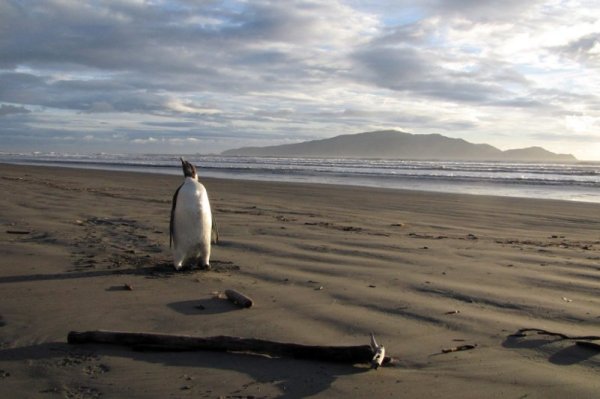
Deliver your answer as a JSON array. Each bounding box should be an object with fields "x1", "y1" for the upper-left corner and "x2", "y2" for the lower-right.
[
  {"x1": 1, "y1": 163, "x2": 599, "y2": 398},
  {"x1": 0, "y1": 162, "x2": 600, "y2": 204}
]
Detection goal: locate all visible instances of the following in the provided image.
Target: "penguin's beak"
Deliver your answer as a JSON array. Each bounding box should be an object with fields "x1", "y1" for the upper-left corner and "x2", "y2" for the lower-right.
[{"x1": 180, "y1": 157, "x2": 196, "y2": 178}]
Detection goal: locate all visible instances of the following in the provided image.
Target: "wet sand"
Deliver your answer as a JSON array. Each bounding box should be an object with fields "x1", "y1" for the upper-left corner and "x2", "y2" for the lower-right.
[{"x1": 0, "y1": 163, "x2": 599, "y2": 398}]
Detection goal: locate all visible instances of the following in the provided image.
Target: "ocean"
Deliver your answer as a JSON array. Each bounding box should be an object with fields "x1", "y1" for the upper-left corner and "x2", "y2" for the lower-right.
[{"x1": 1, "y1": 152, "x2": 599, "y2": 203}]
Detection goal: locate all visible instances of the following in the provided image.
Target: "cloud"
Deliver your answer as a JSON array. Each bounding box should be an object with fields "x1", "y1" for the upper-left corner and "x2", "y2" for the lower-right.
[
  {"x1": 131, "y1": 137, "x2": 159, "y2": 144},
  {"x1": 0, "y1": 104, "x2": 30, "y2": 116},
  {"x1": 166, "y1": 99, "x2": 221, "y2": 115},
  {"x1": 0, "y1": 71, "x2": 167, "y2": 113},
  {"x1": 0, "y1": 1, "x2": 599, "y2": 158},
  {"x1": 351, "y1": 39, "x2": 525, "y2": 105},
  {"x1": 564, "y1": 114, "x2": 599, "y2": 134},
  {"x1": 554, "y1": 33, "x2": 600, "y2": 66},
  {"x1": 84, "y1": 102, "x2": 116, "y2": 113},
  {"x1": 426, "y1": 0, "x2": 543, "y2": 21}
]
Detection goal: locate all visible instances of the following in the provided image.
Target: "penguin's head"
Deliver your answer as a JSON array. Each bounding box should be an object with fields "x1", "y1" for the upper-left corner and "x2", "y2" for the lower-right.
[{"x1": 180, "y1": 157, "x2": 197, "y2": 179}]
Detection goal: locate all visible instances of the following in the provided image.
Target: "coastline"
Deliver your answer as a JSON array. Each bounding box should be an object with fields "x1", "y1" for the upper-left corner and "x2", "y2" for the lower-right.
[
  {"x1": 1, "y1": 163, "x2": 599, "y2": 398},
  {"x1": 2, "y1": 154, "x2": 599, "y2": 204}
]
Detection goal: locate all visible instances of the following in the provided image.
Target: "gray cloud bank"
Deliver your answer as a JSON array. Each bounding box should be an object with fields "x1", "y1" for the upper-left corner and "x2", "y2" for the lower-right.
[{"x1": 0, "y1": 0, "x2": 599, "y2": 158}]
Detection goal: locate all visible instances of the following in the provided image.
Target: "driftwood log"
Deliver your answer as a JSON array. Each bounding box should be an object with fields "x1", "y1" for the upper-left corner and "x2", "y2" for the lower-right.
[
  {"x1": 68, "y1": 330, "x2": 391, "y2": 367},
  {"x1": 225, "y1": 289, "x2": 254, "y2": 308}
]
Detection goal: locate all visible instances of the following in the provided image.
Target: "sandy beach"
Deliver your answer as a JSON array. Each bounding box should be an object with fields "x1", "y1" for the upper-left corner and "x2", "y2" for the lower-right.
[{"x1": 0, "y1": 163, "x2": 599, "y2": 398}]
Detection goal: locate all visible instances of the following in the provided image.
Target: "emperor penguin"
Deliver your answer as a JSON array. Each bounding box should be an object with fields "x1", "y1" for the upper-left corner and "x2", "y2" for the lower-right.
[{"x1": 170, "y1": 158, "x2": 212, "y2": 270}]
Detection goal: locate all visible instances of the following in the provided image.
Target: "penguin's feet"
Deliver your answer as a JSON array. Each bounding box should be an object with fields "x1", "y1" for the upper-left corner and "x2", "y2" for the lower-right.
[
  {"x1": 195, "y1": 258, "x2": 211, "y2": 270},
  {"x1": 199, "y1": 263, "x2": 211, "y2": 271}
]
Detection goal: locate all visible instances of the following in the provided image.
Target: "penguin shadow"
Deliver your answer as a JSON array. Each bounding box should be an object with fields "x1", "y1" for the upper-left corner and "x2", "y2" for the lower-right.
[
  {"x1": 167, "y1": 298, "x2": 242, "y2": 315},
  {"x1": 502, "y1": 331, "x2": 599, "y2": 366},
  {"x1": 144, "y1": 259, "x2": 240, "y2": 279}
]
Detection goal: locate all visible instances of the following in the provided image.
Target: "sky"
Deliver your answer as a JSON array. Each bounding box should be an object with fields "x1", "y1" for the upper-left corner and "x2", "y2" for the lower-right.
[{"x1": 1, "y1": 0, "x2": 600, "y2": 160}]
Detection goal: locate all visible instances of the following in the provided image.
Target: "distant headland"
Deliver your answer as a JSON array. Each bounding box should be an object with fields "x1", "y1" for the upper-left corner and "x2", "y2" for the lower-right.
[{"x1": 222, "y1": 130, "x2": 577, "y2": 162}]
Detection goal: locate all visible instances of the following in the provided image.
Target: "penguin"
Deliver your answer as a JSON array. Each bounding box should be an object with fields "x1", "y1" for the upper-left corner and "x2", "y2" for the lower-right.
[{"x1": 170, "y1": 158, "x2": 212, "y2": 270}]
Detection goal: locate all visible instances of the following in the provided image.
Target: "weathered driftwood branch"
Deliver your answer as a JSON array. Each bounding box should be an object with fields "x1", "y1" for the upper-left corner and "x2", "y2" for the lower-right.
[
  {"x1": 225, "y1": 289, "x2": 254, "y2": 308},
  {"x1": 511, "y1": 328, "x2": 600, "y2": 352},
  {"x1": 370, "y1": 333, "x2": 385, "y2": 369},
  {"x1": 68, "y1": 330, "x2": 392, "y2": 367},
  {"x1": 511, "y1": 328, "x2": 600, "y2": 341},
  {"x1": 441, "y1": 344, "x2": 477, "y2": 354}
]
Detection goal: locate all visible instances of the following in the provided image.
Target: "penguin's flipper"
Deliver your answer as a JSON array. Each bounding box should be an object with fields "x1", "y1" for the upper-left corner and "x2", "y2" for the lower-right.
[
  {"x1": 170, "y1": 184, "x2": 183, "y2": 248},
  {"x1": 211, "y1": 216, "x2": 219, "y2": 244}
]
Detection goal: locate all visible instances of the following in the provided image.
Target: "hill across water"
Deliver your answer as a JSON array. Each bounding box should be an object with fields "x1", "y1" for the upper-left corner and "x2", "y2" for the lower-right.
[{"x1": 222, "y1": 130, "x2": 576, "y2": 162}]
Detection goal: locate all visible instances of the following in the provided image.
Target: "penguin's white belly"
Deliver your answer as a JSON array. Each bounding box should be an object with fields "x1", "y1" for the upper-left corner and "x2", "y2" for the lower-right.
[{"x1": 173, "y1": 181, "x2": 212, "y2": 269}]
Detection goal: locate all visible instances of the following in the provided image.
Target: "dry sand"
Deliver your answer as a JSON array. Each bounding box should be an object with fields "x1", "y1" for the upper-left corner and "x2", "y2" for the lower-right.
[{"x1": 0, "y1": 163, "x2": 599, "y2": 398}]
